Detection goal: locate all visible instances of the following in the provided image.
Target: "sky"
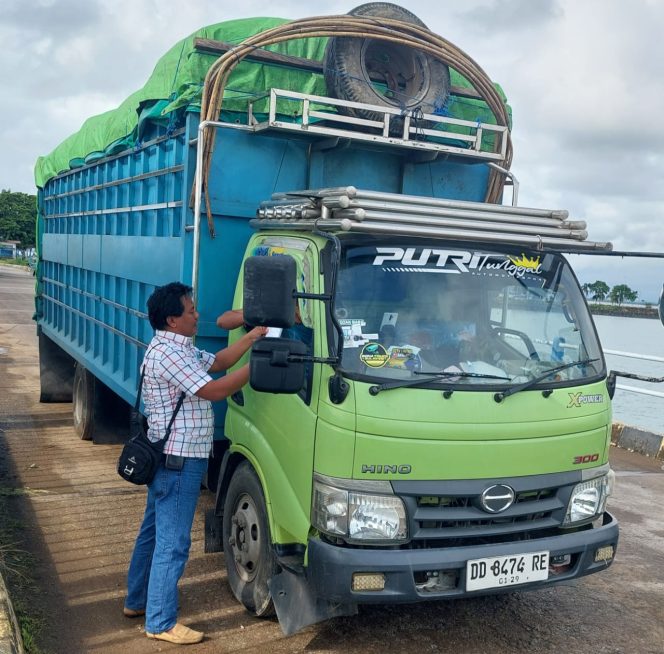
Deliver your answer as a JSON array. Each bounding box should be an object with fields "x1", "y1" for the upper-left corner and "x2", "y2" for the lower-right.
[{"x1": 2, "y1": 0, "x2": 664, "y2": 301}]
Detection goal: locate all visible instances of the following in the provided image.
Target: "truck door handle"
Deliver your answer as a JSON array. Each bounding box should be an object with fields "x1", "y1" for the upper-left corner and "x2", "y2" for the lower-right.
[{"x1": 231, "y1": 390, "x2": 244, "y2": 406}]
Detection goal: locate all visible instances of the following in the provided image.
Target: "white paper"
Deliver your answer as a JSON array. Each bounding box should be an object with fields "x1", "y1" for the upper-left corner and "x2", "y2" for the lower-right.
[{"x1": 266, "y1": 327, "x2": 283, "y2": 338}]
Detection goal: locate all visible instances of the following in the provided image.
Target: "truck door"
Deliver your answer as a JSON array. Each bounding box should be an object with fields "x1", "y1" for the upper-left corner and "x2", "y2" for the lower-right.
[{"x1": 227, "y1": 237, "x2": 321, "y2": 544}]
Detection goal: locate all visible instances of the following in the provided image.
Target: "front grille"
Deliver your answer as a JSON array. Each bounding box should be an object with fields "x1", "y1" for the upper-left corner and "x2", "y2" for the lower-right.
[{"x1": 396, "y1": 476, "x2": 575, "y2": 546}]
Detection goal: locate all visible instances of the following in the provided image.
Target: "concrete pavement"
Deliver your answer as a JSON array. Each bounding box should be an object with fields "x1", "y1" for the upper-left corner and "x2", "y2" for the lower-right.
[{"x1": 1, "y1": 262, "x2": 663, "y2": 653}]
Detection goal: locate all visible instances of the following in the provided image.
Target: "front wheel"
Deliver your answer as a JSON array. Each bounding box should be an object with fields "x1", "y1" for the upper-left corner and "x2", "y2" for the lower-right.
[{"x1": 222, "y1": 462, "x2": 279, "y2": 617}]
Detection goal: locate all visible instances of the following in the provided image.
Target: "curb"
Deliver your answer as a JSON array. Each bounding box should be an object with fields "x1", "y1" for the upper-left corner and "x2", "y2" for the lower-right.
[
  {"x1": 612, "y1": 422, "x2": 664, "y2": 460},
  {"x1": 0, "y1": 572, "x2": 24, "y2": 654}
]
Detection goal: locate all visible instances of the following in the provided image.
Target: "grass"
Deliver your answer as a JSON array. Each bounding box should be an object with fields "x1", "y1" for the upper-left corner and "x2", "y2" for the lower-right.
[
  {"x1": 13, "y1": 598, "x2": 45, "y2": 654},
  {"x1": 0, "y1": 491, "x2": 45, "y2": 654},
  {"x1": 0, "y1": 257, "x2": 29, "y2": 267}
]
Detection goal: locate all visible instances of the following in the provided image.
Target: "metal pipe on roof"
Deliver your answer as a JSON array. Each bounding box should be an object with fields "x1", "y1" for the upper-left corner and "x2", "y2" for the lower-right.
[
  {"x1": 339, "y1": 198, "x2": 579, "y2": 229},
  {"x1": 273, "y1": 187, "x2": 569, "y2": 221},
  {"x1": 334, "y1": 209, "x2": 587, "y2": 240},
  {"x1": 258, "y1": 199, "x2": 316, "y2": 209},
  {"x1": 342, "y1": 221, "x2": 611, "y2": 250},
  {"x1": 271, "y1": 186, "x2": 357, "y2": 200},
  {"x1": 250, "y1": 218, "x2": 353, "y2": 231},
  {"x1": 350, "y1": 189, "x2": 568, "y2": 220},
  {"x1": 319, "y1": 195, "x2": 351, "y2": 209}
]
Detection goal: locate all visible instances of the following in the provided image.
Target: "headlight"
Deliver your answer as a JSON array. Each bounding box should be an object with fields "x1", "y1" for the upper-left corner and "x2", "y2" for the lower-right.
[
  {"x1": 312, "y1": 479, "x2": 407, "y2": 543},
  {"x1": 564, "y1": 470, "x2": 615, "y2": 525}
]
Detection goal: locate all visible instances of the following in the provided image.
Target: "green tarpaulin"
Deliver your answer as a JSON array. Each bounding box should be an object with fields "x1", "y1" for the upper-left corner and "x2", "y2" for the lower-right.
[{"x1": 34, "y1": 16, "x2": 508, "y2": 189}]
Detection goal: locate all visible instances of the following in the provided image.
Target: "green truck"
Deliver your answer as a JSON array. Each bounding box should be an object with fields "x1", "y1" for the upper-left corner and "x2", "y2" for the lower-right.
[{"x1": 35, "y1": 3, "x2": 628, "y2": 635}]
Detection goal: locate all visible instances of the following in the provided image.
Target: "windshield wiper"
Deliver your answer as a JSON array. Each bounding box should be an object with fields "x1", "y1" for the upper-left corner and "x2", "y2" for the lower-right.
[
  {"x1": 369, "y1": 370, "x2": 510, "y2": 396},
  {"x1": 493, "y1": 358, "x2": 600, "y2": 403}
]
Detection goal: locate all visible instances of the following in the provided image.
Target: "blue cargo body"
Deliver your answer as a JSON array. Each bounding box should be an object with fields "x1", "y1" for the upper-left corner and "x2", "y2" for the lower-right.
[{"x1": 36, "y1": 112, "x2": 490, "y2": 436}]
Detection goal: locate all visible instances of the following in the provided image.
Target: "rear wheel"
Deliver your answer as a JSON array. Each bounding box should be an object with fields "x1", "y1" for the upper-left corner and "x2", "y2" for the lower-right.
[
  {"x1": 72, "y1": 364, "x2": 94, "y2": 440},
  {"x1": 222, "y1": 462, "x2": 279, "y2": 617}
]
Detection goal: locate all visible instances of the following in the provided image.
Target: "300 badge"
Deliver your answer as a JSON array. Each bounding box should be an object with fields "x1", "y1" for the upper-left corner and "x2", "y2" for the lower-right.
[{"x1": 573, "y1": 453, "x2": 599, "y2": 464}]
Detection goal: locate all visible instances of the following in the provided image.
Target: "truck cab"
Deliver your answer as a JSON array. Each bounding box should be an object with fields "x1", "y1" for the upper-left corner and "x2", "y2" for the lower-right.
[{"x1": 217, "y1": 209, "x2": 617, "y2": 630}]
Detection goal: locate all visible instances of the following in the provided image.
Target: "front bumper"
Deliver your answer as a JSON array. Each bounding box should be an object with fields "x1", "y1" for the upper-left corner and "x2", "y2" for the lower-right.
[{"x1": 306, "y1": 511, "x2": 618, "y2": 603}]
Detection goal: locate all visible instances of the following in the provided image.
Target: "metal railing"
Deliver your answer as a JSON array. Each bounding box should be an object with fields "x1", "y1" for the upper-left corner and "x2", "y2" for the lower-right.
[
  {"x1": 604, "y1": 349, "x2": 664, "y2": 399},
  {"x1": 248, "y1": 88, "x2": 509, "y2": 162}
]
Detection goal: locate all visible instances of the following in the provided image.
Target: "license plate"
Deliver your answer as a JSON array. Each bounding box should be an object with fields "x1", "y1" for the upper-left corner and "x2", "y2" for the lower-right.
[{"x1": 466, "y1": 551, "x2": 549, "y2": 591}]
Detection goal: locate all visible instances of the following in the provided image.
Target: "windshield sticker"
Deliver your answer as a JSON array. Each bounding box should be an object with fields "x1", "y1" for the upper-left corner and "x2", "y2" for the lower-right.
[
  {"x1": 252, "y1": 245, "x2": 287, "y2": 257},
  {"x1": 386, "y1": 346, "x2": 421, "y2": 371},
  {"x1": 260, "y1": 237, "x2": 310, "y2": 251},
  {"x1": 360, "y1": 342, "x2": 390, "y2": 368},
  {"x1": 567, "y1": 392, "x2": 604, "y2": 408},
  {"x1": 507, "y1": 254, "x2": 542, "y2": 273},
  {"x1": 372, "y1": 247, "x2": 543, "y2": 279},
  {"x1": 340, "y1": 319, "x2": 378, "y2": 348}
]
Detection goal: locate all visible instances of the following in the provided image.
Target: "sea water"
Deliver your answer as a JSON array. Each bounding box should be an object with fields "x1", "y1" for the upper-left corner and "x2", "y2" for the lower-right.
[{"x1": 594, "y1": 314, "x2": 664, "y2": 436}]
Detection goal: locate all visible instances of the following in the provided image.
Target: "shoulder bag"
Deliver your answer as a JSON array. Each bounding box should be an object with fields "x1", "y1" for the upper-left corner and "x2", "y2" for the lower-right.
[{"x1": 117, "y1": 371, "x2": 185, "y2": 485}]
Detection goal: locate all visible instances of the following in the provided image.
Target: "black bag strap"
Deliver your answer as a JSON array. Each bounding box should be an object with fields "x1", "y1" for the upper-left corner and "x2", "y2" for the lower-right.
[
  {"x1": 135, "y1": 367, "x2": 186, "y2": 452},
  {"x1": 134, "y1": 370, "x2": 145, "y2": 412},
  {"x1": 155, "y1": 391, "x2": 186, "y2": 450}
]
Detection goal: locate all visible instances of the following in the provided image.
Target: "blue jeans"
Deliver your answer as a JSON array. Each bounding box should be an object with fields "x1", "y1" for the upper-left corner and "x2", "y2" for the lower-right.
[{"x1": 125, "y1": 457, "x2": 207, "y2": 634}]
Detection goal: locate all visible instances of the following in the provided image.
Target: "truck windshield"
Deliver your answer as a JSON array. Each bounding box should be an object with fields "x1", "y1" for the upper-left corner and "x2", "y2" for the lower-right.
[{"x1": 335, "y1": 242, "x2": 604, "y2": 388}]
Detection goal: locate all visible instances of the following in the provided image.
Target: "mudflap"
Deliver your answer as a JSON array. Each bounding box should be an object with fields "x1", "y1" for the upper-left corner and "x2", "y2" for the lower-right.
[
  {"x1": 268, "y1": 567, "x2": 357, "y2": 635},
  {"x1": 204, "y1": 508, "x2": 223, "y2": 554}
]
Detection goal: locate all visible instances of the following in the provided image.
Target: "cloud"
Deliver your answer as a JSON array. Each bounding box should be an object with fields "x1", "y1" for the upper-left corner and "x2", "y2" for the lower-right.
[
  {"x1": 4, "y1": 0, "x2": 101, "y2": 38},
  {"x1": 453, "y1": 0, "x2": 563, "y2": 34},
  {"x1": 1, "y1": 0, "x2": 662, "y2": 303}
]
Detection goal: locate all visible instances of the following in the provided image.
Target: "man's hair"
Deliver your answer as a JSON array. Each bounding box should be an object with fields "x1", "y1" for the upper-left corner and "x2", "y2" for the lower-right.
[{"x1": 147, "y1": 282, "x2": 193, "y2": 330}]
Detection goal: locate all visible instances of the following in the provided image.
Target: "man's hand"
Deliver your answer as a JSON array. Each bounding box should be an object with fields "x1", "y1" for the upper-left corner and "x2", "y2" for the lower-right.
[
  {"x1": 208, "y1": 326, "x2": 267, "y2": 373},
  {"x1": 247, "y1": 326, "x2": 268, "y2": 342}
]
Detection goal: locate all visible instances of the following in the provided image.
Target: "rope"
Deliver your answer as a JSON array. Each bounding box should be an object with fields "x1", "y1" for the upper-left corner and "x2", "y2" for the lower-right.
[
  {"x1": 195, "y1": 14, "x2": 513, "y2": 236},
  {"x1": 409, "y1": 106, "x2": 426, "y2": 141}
]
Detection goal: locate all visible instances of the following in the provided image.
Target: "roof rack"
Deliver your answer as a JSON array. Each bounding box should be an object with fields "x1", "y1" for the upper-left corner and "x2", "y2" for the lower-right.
[
  {"x1": 241, "y1": 88, "x2": 508, "y2": 162},
  {"x1": 250, "y1": 186, "x2": 613, "y2": 253}
]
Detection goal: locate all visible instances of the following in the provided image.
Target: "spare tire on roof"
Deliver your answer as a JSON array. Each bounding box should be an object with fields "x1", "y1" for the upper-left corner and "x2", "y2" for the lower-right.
[{"x1": 323, "y1": 3, "x2": 451, "y2": 131}]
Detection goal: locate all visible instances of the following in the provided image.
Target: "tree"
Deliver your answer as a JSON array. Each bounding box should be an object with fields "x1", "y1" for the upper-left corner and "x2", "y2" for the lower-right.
[
  {"x1": 610, "y1": 284, "x2": 638, "y2": 306},
  {"x1": 586, "y1": 280, "x2": 610, "y2": 301},
  {"x1": 0, "y1": 190, "x2": 37, "y2": 249}
]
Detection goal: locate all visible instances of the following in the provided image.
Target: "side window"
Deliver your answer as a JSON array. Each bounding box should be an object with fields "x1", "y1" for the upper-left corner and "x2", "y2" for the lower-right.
[{"x1": 292, "y1": 248, "x2": 315, "y2": 404}]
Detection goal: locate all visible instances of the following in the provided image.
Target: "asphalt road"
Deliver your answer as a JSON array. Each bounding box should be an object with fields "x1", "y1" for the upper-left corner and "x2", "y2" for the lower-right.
[{"x1": 0, "y1": 264, "x2": 663, "y2": 654}]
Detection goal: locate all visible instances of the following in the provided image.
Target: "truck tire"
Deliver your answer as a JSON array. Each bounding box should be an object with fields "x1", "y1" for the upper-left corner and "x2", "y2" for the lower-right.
[
  {"x1": 323, "y1": 3, "x2": 450, "y2": 129},
  {"x1": 72, "y1": 363, "x2": 94, "y2": 441},
  {"x1": 222, "y1": 462, "x2": 279, "y2": 617}
]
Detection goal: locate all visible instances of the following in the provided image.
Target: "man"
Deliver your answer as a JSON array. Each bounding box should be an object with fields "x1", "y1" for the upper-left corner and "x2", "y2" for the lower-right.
[{"x1": 124, "y1": 282, "x2": 266, "y2": 645}]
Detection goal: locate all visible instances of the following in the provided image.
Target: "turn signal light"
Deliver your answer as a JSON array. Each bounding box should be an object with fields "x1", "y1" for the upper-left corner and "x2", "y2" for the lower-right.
[
  {"x1": 594, "y1": 545, "x2": 614, "y2": 562},
  {"x1": 351, "y1": 572, "x2": 385, "y2": 591}
]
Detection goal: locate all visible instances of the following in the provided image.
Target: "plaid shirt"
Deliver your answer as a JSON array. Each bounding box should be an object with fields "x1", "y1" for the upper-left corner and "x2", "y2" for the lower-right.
[{"x1": 142, "y1": 330, "x2": 217, "y2": 458}]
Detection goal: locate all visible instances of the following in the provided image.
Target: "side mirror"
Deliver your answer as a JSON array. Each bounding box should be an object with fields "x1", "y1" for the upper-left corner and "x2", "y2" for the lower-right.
[
  {"x1": 659, "y1": 285, "x2": 664, "y2": 328},
  {"x1": 243, "y1": 256, "x2": 296, "y2": 328},
  {"x1": 250, "y1": 337, "x2": 307, "y2": 393}
]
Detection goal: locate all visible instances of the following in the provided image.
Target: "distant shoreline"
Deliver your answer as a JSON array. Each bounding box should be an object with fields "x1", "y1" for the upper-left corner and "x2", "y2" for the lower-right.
[{"x1": 589, "y1": 304, "x2": 659, "y2": 319}]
